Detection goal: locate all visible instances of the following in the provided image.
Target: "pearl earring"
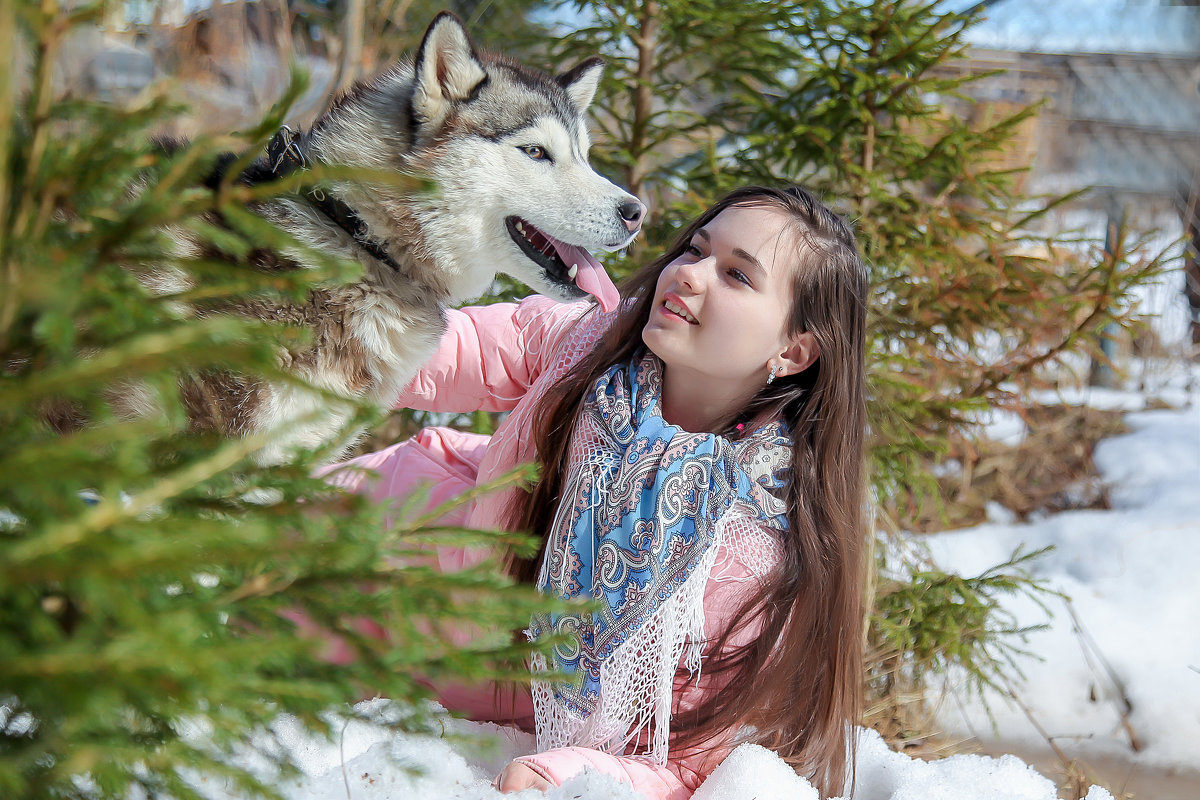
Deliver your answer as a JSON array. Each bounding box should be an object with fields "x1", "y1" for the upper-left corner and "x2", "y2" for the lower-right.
[{"x1": 766, "y1": 364, "x2": 779, "y2": 385}]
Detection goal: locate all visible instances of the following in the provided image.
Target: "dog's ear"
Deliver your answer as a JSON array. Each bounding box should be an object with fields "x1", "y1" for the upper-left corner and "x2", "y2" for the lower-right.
[
  {"x1": 412, "y1": 12, "x2": 487, "y2": 125},
  {"x1": 557, "y1": 57, "x2": 605, "y2": 112}
]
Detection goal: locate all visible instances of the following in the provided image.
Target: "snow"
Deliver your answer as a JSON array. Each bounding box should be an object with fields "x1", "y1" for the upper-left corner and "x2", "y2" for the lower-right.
[
  {"x1": 193, "y1": 704, "x2": 641, "y2": 800},
  {"x1": 692, "y1": 743, "x2": 818, "y2": 800},
  {"x1": 848, "y1": 728, "x2": 1073, "y2": 800},
  {"x1": 180, "y1": 386, "x2": 1200, "y2": 799},
  {"x1": 191, "y1": 703, "x2": 1117, "y2": 800},
  {"x1": 927, "y1": 383, "x2": 1200, "y2": 775}
]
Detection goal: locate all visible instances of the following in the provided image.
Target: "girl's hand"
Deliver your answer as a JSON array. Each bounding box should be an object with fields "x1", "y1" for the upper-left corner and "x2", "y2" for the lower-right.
[{"x1": 493, "y1": 760, "x2": 553, "y2": 793}]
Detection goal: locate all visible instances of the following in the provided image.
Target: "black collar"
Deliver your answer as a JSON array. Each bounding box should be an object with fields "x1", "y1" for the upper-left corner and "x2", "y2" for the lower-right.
[{"x1": 265, "y1": 126, "x2": 404, "y2": 274}]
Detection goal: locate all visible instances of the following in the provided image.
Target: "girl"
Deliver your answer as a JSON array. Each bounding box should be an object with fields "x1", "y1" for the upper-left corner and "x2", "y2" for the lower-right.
[{"x1": 326, "y1": 185, "x2": 869, "y2": 798}]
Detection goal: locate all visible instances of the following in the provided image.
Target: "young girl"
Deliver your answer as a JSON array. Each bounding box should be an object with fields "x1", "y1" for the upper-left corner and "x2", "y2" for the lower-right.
[{"x1": 326, "y1": 185, "x2": 868, "y2": 798}]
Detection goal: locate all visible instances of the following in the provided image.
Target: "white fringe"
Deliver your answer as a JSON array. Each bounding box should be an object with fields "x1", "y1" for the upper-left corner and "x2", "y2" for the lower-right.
[{"x1": 530, "y1": 518, "x2": 730, "y2": 766}]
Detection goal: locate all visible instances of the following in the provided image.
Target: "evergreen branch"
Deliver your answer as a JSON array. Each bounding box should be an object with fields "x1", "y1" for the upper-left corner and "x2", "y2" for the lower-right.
[
  {"x1": 0, "y1": 0, "x2": 14, "y2": 343},
  {"x1": 398, "y1": 462, "x2": 539, "y2": 529},
  {"x1": 0, "y1": 317, "x2": 258, "y2": 403},
  {"x1": 967, "y1": 251, "x2": 1121, "y2": 399},
  {"x1": 216, "y1": 69, "x2": 311, "y2": 201},
  {"x1": 398, "y1": 525, "x2": 542, "y2": 555},
  {"x1": 1010, "y1": 189, "x2": 1089, "y2": 230},
  {"x1": 13, "y1": 429, "x2": 274, "y2": 562},
  {"x1": 10, "y1": 1, "x2": 64, "y2": 244}
]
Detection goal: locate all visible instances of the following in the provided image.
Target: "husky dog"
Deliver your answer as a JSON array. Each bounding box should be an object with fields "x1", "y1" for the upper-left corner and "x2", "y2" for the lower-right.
[{"x1": 156, "y1": 12, "x2": 643, "y2": 463}]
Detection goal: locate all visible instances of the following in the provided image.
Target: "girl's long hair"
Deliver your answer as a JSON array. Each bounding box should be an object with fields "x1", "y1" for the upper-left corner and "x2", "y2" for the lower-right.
[{"x1": 507, "y1": 186, "x2": 868, "y2": 797}]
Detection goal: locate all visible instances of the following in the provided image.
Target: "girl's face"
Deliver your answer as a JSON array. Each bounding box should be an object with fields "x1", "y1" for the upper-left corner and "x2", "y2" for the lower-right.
[{"x1": 642, "y1": 204, "x2": 814, "y2": 410}]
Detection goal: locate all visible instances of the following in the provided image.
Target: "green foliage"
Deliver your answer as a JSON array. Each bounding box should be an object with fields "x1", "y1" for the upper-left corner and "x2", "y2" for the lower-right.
[
  {"x1": 719, "y1": 0, "x2": 1167, "y2": 734},
  {"x1": 543, "y1": 0, "x2": 1171, "y2": 740},
  {"x1": 514, "y1": 0, "x2": 797, "y2": 273},
  {"x1": 4, "y1": 0, "x2": 1174, "y2": 783},
  {"x1": 869, "y1": 545, "x2": 1061, "y2": 730},
  {"x1": 293, "y1": 0, "x2": 554, "y2": 66},
  {"x1": 0, "y1": 2, "x2": 552, "y2": 797},
  {"x1": 687, "y1": 0, "x2": 1169, "y2": 498},
  {"x1": 546, "y1": 0, "x2": 1168, "y2": 494},
  {"x1": 536, "y1": 1, "x2": 794, "y2": 194}
]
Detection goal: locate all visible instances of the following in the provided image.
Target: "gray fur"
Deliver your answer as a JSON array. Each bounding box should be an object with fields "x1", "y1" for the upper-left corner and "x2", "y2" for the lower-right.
[{"x1": 167, "y1": 12, "x2": 642, "y2": 463}]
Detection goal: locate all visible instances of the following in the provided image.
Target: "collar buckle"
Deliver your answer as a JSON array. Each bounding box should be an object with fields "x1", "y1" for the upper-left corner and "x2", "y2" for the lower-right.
[{"x1": 268, "y1": 125, "x2": 306, "y2": 175}]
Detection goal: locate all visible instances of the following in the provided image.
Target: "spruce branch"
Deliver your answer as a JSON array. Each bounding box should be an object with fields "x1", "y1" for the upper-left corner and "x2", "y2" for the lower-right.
[
  {"x1": 15, "y1": 429, "x2": 274, "y2": 562},
  {"x1": 0, "y1": 6, "x2": 564, "y2": 796}
]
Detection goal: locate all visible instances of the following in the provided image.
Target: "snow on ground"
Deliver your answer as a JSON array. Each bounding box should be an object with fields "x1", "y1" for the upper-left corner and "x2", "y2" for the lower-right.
[
  {"x1": 191, "y1": 368, "x2": 1198, "y2": 800},
  {"x1": 194, "y1": 700, "x2": 1116, "y2": 800},
  {"x1": 926, "y1": 370, "x2": 1200, "y2": 777}
]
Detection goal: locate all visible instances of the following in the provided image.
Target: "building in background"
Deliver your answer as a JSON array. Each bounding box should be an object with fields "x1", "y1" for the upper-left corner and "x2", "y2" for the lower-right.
[{"x1": 941, "y1": 0, "x2": 1200, "y2": 349}]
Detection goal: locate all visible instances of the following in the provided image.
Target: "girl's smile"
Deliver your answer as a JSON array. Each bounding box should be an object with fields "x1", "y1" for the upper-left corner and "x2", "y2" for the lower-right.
[
  {"x1": 641, "y1": 204, "x2": 817, "y2": 432},
  {"x1": 659, "y1": 293, "x2": 699, "y2": 324}
]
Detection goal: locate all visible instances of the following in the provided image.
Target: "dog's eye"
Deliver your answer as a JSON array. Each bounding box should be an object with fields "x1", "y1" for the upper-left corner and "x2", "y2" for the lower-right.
[{"x1": 519, "y1": 145, "x2": 550, "y2": 162}]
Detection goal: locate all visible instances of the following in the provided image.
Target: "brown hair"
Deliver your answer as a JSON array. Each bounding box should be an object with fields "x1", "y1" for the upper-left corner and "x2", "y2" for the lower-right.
[{"x1": 508, "y1": 185, "x2": 868, "y2": 796}]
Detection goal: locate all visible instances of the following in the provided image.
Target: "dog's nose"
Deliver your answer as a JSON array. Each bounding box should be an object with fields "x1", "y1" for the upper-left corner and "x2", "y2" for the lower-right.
[{"x1": 618, "y1": 199, "x2": 646, "y2": 232}]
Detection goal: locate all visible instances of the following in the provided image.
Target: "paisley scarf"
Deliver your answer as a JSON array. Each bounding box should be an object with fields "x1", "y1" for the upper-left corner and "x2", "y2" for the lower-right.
[{"x1": 528, "y1": 351, "x2": 791, "y2": 764}]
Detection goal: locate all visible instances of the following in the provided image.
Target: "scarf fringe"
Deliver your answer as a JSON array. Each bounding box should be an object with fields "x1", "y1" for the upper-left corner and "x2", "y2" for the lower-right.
[{"x1": 531, "y1": 517, "x2": 729, "y2": 765}]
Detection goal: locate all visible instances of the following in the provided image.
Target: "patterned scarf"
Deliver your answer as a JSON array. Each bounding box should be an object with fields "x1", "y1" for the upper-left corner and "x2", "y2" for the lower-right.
[{"x1": 528, "y1": 351, "x2": 791, "y2": 764}]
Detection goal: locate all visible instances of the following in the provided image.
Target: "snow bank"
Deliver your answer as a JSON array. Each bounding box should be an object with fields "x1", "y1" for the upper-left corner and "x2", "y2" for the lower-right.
[
  {"x1": 926, "y1": 399, "x2": 1200, "y2": 772},
  {"x1": 194, "y1": 704, "x2": 1115, "y2": 800},
  {"x1": 692, "y1": 743, "x2": 817, "y2": 800},
  {"x1": 846, "y1": 728, "x2": 1113, "y2": 800}
]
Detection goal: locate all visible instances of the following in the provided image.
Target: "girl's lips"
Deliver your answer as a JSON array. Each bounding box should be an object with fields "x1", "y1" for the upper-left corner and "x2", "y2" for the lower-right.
[
  {"x1": 658, "y1": 304, "x2": 696, "y2": 325},
  {"x1": 662, "y1": 294, "x2": 699, "y2": 324}
]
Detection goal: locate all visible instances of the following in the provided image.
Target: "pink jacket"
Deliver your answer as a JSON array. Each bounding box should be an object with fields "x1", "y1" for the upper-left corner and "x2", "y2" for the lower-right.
[{"x1": 325, "y1": 296, "x2": 783, "y2": 799}]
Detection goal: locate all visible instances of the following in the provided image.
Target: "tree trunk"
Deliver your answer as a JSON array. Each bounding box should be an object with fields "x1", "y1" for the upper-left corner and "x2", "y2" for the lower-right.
[
  {"x1": 628, "y1": 0, "x2": 659, "y2": 204},
  {"x1": 1179, "y1": 182, "x2": 1200, "y2": 350},
  {"x1": 339, "y1": 0, "x2": 366, "y2": 94}
]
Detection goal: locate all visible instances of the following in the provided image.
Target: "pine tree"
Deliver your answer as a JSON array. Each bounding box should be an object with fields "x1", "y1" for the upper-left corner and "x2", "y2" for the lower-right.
[
  {"x1": 0, "y1": 3, "x2": 551, "y2": 797},
  {"x1": 538, "y1": 0, "x2": 1171, "y2": 741},
  {"x1": 681, "y1": 0, "x2": 1160, "y2": 486},
  {"x1": 503, "y1": 0, "x2": 813, "y2": 278},
  {"x1": 697, "y1": 0, "x2": 1169, "y2": 735},
  {"x1": 297, "y1": 0, "x2": 553, "y2": 76}
]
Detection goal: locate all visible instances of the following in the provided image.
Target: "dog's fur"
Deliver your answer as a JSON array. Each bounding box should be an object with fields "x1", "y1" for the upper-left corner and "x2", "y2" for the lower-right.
[{"x1": 138, "y1": 13, "x2": 642, "y2": 463}]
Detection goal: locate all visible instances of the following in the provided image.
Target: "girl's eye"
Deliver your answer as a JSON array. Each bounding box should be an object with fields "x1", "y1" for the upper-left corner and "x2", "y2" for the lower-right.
[
  {"x1": 685, "y1": 243, "x2": 703, "y2": 257},
  {"x1": 519, "y1": 145, "x2": 550, "y2": 161},
  {"x1": 728, "y1": 268, "x2": 751, "y2": 286}
]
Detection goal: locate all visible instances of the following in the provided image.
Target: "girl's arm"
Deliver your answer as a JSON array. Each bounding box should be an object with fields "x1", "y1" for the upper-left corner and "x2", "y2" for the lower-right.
[
  {"x1": 504, "y1": 748, "x2": 693, "y2": 799},
  {"x1": 397, "y1": 295, "x2": 591, "y2": 413}
]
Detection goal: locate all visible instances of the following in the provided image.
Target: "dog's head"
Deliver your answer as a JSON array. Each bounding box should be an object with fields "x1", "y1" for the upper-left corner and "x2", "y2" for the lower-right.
[{"x1": 404, "y1": 12, "x2": 644, "y2": 311}]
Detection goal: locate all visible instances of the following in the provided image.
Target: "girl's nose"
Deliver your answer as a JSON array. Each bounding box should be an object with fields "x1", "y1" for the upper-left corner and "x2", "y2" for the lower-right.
[{"x1": 674, "y1": 254, "x2": 711, "y2": 290}]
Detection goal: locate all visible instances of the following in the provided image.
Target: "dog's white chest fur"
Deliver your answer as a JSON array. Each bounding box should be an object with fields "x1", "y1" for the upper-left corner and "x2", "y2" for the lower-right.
[{"x1": 253, "y1": 284, "x2": 444, "y2": 464}]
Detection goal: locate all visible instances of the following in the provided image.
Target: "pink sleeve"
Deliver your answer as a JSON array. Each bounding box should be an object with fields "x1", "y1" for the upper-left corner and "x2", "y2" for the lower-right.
[
  {"x1": 396, "y1": 295, "x2": 588, "y2": 413},
  {"x1": 514, "y1": 748, "x2": 692, "y2": 800}
]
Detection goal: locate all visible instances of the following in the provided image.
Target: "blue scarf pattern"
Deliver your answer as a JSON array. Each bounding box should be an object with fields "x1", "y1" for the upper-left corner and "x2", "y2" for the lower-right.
[{"x1": 528, "y1": 351, "x2": 790, "y2": 747}]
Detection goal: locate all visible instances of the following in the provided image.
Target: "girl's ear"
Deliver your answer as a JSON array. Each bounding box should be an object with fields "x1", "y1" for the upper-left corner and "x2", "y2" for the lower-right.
[{"x1": 776, "y1": 332, "x2": 820, "y2": 378}]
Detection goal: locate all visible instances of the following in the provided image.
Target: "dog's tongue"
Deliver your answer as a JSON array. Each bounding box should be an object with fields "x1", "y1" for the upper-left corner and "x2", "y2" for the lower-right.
[{"x1": 551, "y1": 241, "x2": 620, "y2": 313}]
